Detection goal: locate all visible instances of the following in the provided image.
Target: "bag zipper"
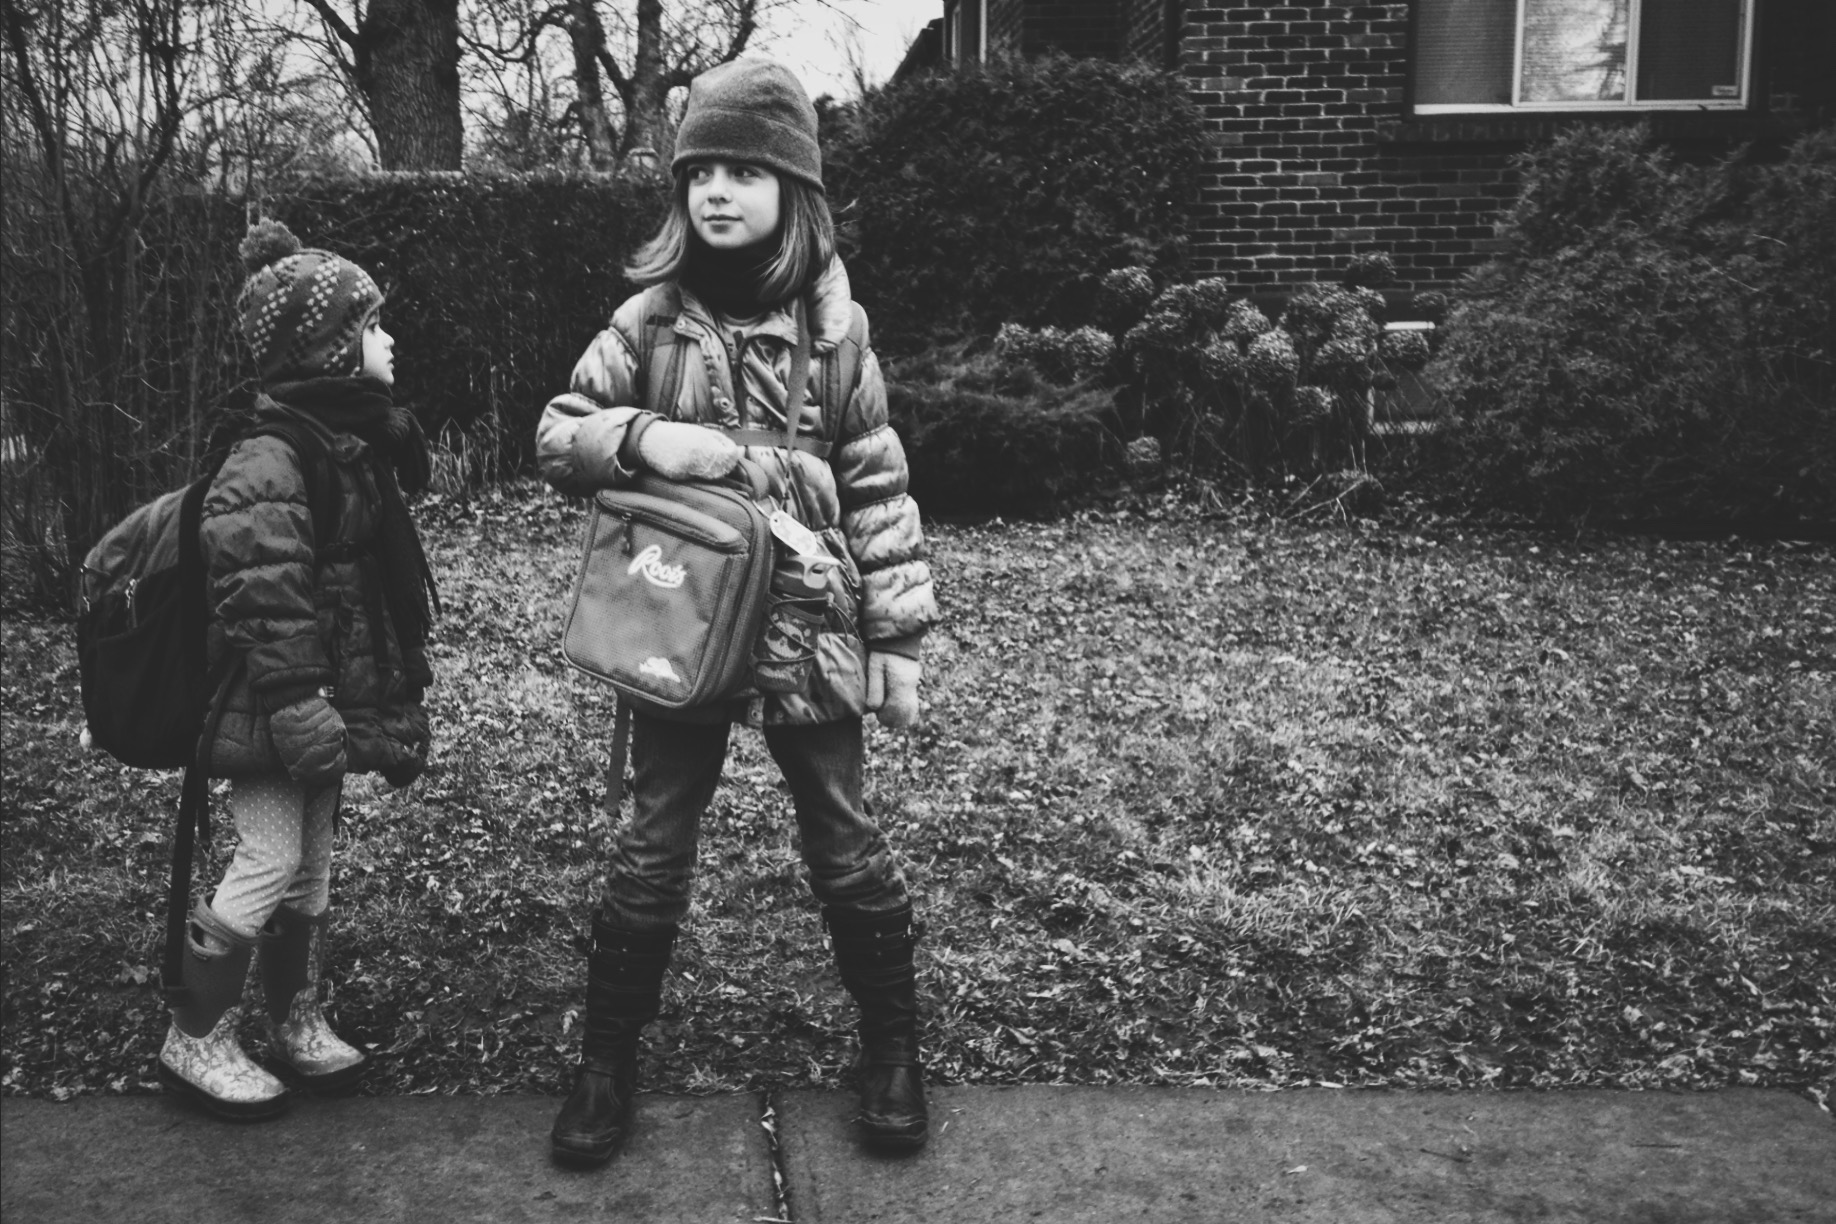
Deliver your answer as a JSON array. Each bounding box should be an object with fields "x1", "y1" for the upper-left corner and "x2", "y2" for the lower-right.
[{"x1": 599, "y1": 490, "x2": 748, "y2": 552}]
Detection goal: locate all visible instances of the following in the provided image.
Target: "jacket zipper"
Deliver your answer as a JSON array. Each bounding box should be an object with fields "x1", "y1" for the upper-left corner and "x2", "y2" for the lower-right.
[{"x1": 729, "y1": 330, "x2": 749, "y2": 427}]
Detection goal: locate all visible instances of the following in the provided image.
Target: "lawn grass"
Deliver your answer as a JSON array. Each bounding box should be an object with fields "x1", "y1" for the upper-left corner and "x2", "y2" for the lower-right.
[{"x1": 4, "y1": 483, "x2": 1832, "y2": 1108}]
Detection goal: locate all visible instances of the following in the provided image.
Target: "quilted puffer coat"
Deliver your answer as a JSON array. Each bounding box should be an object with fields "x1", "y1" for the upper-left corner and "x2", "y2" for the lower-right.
[
  {"x1": 201, "y1": 398, "x2": 431, "y2": 776},
  {"x1": 537, "y1": 257, "x2": 936, "y2": 725}
]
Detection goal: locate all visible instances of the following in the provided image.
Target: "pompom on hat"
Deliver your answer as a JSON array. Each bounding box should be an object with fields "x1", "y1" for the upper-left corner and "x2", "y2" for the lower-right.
[
  {"x1": 237, "y1": 219, "x2": 382, "y2": 383},
  {"x1": 671, "y1": 59, "x2": 823, "y2": 192}
]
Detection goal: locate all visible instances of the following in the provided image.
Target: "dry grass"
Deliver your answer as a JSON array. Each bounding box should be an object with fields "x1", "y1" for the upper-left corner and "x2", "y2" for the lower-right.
[{"x1": 3, "y1": 483, "x2": 1832, "y2": 1108}]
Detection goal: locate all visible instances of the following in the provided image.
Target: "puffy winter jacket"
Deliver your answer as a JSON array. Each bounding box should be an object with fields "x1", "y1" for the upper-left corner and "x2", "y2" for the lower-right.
[
  {"x1": 201, "y1": 398, "x2": 431, "y2": 776},
  {"x1": 537, "y1": 257, "x2": 936, "y2": 724}
]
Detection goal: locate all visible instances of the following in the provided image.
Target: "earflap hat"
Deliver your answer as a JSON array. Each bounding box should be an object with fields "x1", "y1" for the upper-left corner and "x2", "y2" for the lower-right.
[
  {"x1": 237, "y1": 220, "x2": 383, "y2": 383},
  {"x1": 672, "y1": 58, "x2": 823, "y2": 192}
]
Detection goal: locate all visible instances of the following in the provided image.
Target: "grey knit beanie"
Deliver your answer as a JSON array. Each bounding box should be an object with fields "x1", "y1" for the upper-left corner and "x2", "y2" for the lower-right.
[
  {"x1": 236, "y1": 219, "x2": 383, "y2": 383},
  {"x1": 672, "y1": 59, "x2": 823, "y2": 192}
]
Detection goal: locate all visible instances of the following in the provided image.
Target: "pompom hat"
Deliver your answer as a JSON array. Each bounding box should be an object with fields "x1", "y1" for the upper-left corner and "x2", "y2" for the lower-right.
[
  {"x1": 237, "y1": 219, "x2": 383, "y2": 383},
  {"x1": 671, "y1": 59, "x2": 823, "y2": 192}
]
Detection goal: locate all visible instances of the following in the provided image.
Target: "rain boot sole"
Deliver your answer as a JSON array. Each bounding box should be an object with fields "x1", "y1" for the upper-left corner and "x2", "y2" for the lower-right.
[
  {"x1": 270, "y1": 1054, "x2": 368, "y2": 1096},
  {"x1": 157, "y1": 1059, "x2": 288, "y2": 1122}
]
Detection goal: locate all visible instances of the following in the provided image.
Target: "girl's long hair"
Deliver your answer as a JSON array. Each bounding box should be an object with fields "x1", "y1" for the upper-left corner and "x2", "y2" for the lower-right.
[{"x1": 627, "y1": 166, "x2": 835, "y2": 304}]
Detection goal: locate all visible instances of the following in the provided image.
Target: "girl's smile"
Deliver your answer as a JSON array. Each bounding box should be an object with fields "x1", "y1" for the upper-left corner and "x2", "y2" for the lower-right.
[{"x1": 687, "y1": 160, "x2": 782, "y2": 251}]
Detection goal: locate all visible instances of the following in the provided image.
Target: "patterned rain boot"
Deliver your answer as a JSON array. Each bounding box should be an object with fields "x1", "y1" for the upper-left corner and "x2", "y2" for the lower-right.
[
  {"x1": 825, "y1": 904, "x2": 929, "y2": 1152},
  {"x1": 157, "y1": 902, "x2": 288, "y2": 1121},
  {"x1": 550, "y1": 914, "x2": 677, "y2": 1168},
  {"x1": 260, "y1": 906, "x2": 367, "y2": 1093}
]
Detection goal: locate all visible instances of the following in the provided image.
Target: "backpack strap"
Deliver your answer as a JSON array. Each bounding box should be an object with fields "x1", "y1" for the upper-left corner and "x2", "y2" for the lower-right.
[
  {"x1": 251, "y1": 419, "x2": 340, "y2": 553},
  {"x1": 160, "y1": 660, "x2": 241, "y2": 1007},
  {"x1": 821, "y1": 302, "x2": 870, "y2": 448},
  {"x1": 639, "y1": 283, "x2": 688, "y2": 419},
  {"x1": 162, "y1": 418, "x2": 338, "y2": 1004},
  {"x1": 603, "y1": 698, "x2": 632, "y2": 819}
]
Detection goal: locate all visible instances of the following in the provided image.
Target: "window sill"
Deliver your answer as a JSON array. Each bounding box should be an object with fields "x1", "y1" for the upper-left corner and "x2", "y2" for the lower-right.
[{"x1": 1378, "y1": 111, "x2": 1806, "y2": 150}]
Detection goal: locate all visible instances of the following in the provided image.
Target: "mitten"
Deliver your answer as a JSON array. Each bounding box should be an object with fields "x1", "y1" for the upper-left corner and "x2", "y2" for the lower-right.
[
  {"x1": 382, "y1": 753, "x2": 425, "y2": 789},
  {"x1": 382, "y1": 707, "x2": 430, "y2": 788},
  {"x1": 636, "y1": 420, "x2": 742, "y2": 481},
  {"x1": 268, "y1": 694, "x2": 348, "y2": 788},
  {"x1": 865, "y1": 652, "x2": 922, "y2": 729}
]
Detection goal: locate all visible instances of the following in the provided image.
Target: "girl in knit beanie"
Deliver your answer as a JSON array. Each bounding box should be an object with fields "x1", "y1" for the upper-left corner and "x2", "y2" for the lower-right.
[
  {"x1": 537, "y1": 58, "x2": 938, "y2": 1165},
  {"x1": 156, "y1": 220, "x2": 439, "y2": 1120}
]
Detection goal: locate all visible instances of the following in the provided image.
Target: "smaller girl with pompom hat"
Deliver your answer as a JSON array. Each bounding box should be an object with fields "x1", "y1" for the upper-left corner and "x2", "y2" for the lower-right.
[{"x1": 156, "y1": 219, "x2": 439, "y2": 1120}]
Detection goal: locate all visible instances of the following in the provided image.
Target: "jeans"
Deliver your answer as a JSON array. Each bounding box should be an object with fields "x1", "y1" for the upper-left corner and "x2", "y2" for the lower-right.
[{"x1": 601, "y1": 713, "x2": 908, "y2": 931}]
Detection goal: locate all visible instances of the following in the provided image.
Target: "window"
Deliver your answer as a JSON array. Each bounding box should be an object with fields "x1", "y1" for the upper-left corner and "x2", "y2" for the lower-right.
[
  {"x1": 1413, "y1": 0, "x2": 1754, "y2": 113},
  {"x1": 942, "y1": 0, "x2": 987, "y2": 63}
]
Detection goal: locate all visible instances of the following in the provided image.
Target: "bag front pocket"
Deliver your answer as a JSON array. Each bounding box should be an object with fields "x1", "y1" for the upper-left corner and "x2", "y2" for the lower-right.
[{"x1": 563, "y1": 482, "x2": 772, "y2": 711}]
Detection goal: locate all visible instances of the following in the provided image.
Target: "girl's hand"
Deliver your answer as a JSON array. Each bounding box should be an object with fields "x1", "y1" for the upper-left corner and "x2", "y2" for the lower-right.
[
  {"x1": 866, "y1": 653, "x2": 922, "y2": 729},
  {"x1": 636, "y1": 420, "x2": 741, "y2": 481}
]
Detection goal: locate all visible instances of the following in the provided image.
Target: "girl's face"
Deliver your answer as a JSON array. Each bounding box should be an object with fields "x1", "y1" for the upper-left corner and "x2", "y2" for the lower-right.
[
  {"x1": 360, "y1": 317, "x2": 395, "y2": 386},
  {"x1": 686, "y1": 160, "x2": 782, "y2": 251}
]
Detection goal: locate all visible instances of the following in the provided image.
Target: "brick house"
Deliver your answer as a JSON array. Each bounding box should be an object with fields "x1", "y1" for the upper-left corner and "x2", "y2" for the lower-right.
[{"x1": 899, "y1": 2, "x2": 1835, "y2": 296}]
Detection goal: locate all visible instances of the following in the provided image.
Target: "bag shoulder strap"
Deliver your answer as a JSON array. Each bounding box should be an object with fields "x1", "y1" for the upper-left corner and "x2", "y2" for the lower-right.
[{"x1": 721, "y1": 294, "x2": 831, "y2": 457}]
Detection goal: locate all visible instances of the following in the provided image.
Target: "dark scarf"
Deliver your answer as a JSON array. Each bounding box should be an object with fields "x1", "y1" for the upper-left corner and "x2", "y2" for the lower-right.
[
  {"x1": 682, "y1": 237, "x2": 785, "y2": 320},
  {"x1": 265, "y1": 377, "x2": 440, "y2": 660}
]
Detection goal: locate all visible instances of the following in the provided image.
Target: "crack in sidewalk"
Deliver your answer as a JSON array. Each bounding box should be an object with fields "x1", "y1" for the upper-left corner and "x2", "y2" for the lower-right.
[{"x1": 757, "y1": 1090, "x2": 795, "y2": 1223}]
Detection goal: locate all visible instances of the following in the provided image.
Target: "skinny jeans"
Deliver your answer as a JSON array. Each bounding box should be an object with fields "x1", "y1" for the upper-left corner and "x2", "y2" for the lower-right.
[{"x1": 601, "y1": 713, "x2": 908, "y2": 931}]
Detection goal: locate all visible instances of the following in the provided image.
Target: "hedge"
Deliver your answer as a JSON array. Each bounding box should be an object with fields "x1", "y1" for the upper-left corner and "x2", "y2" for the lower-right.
[
  {"x1": 824, "y1": 55, "x2": 1206, "y2": 356},
  {"x1": 1430, "y1": 124, "x2": 1836, "y2": 530}
]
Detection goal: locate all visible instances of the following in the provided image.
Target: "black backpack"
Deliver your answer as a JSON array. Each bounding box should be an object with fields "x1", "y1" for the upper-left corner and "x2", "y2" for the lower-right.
[
  {"x1": 74, "y1": 417, "x2": 336, "y2": 1006},
  {"x1": 76, "y1": 418, "x2": 338, "y2": 769}
]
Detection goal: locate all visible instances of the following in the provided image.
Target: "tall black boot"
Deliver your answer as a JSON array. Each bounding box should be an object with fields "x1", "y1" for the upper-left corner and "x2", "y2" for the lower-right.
[
  {"x1": 550, "y1": 913, "x2": 676, "y2": 1167},
  {"x1": 824, "y1": 904, "x2": 928, "y2": 1152}
]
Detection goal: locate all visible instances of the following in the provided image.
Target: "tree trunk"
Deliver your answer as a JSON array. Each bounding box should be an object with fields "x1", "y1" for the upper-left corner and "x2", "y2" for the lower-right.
[
  {"x1": 617, "y1": 0, "x2": 669, "y2": 160},
  {"x1": 354, "y1": 0, "x2": 464, "y2": 170},
  {"x1": 566, "y1": 0, "x2": 618, "y2": 169}
]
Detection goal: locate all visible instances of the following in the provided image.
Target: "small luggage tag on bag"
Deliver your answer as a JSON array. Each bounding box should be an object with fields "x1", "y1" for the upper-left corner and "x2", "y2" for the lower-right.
[{"x1": 768, "y1": 508, "x2": 824, "y2": 555}]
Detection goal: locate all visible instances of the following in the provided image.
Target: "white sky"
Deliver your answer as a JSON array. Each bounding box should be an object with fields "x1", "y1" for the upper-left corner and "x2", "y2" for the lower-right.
[{"x1": 756, "y1": 0, "x2": 937, "y2": 99}]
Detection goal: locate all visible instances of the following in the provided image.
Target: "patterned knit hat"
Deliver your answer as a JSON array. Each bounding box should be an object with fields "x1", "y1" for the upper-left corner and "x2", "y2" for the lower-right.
[
  {"x1": 672, "y1": 59, "x2": 823, "y2": 192},
  {"x1": 237, "y1": 220, "x2": 382, "y2": 383}
]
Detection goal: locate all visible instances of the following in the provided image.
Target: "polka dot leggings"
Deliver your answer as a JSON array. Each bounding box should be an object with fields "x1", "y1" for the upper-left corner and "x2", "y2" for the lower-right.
[{"x1": 207, "y1": 774, "x2": 340, "y2": 939}]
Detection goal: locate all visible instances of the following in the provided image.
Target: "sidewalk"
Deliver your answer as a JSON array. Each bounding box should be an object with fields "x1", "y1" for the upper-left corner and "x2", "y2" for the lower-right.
[{"x1": 3, "y1": 1086, "x2": 1831, "y2": 1223}]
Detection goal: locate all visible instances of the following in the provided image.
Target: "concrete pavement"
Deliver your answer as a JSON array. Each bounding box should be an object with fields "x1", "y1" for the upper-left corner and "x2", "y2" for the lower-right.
[{"x1": 3, "y1": 1087, "x2": 1831, "y2": 1223}]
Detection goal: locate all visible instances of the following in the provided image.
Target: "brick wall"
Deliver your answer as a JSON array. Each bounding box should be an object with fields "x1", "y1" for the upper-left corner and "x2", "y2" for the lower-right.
[
  {"x1": 1179, "y1": 3, "x2": 1512, "y2": 293},
  {"x1": 1176, "y1": 2, "x2": 1824, "y2": 297}
]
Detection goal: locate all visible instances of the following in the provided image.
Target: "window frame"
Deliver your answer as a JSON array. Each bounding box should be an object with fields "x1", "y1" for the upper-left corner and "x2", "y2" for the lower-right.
[{"x1": 1410, "y1": 0, "x2": 1758, "y2": 116}]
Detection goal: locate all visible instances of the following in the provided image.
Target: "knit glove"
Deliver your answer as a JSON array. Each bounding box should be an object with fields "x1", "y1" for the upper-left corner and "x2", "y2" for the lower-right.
[
  {"x1": 636, "y1": 420, "x2": 741, "y2": 481},
  {"x1": 866, "y1": 652, "x2": 922, "y2": 729},
  {"x1": 268, "y1": 694, "x2": 348, "y2": 788}
]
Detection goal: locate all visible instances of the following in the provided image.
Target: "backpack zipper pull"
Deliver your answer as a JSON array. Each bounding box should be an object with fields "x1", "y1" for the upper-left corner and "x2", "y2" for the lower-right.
[{"x1": 125, "y1": 577, "x2": 139, "y2": 628}]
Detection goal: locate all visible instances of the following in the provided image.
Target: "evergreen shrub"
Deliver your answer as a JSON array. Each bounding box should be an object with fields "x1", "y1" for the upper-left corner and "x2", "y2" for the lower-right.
[
  {"x1": 268, "y1": 172, "x2": 670, "y2": 470},
  {"x1": 1432, "y1": 124, "x2": 1836, "y2": 528},
  {"x1": 824, "y1": 56, "x2": 1205, "y2": 355},
  {"x1": 885, "y1": 346, "x2": 1122, "y2": 516}
]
